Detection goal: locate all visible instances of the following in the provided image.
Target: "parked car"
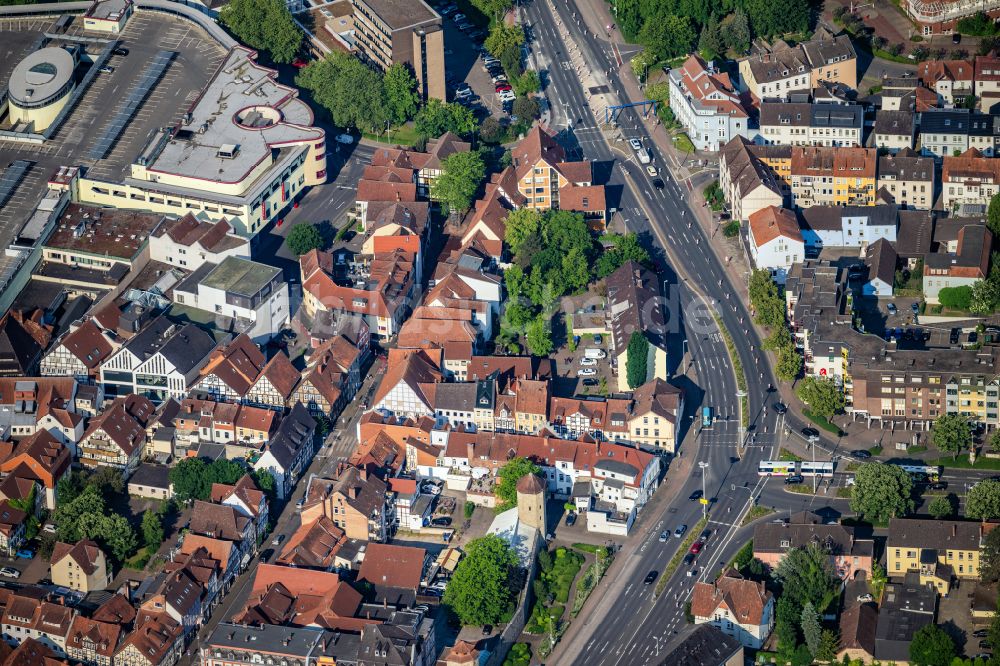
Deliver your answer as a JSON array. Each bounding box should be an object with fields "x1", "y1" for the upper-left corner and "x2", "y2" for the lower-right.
[
  {"x1": 580, "y1": 357, "x2": 598, "y2": 367},
  {"x1": 99, "y1": 65, "x2": 114, "y2": 74},
  {"x1": 335, "y1": 133, "x2": 355, "y2": 144},
  {"x1": 42, "y1": 523, "x2": 56, "y2": 534},
  {"x1": 432, "y1": 517, "x2": 452, "y2": 527},
  {"x1": 784, "y1": 475, "x2": 804, "y2": 485},
  {"x1": 643, "y1": 570, "x2": 658, "y2": 585},
  {"x1": 271, "y1": 534, "x2": 285, "y2": 546},
  {"x1": 566, "y1": 513, "x2": 577, "y2": 526},
  {"x1": 452, "y1": 12, "x2": 465, "y2": 20},
  {"x1": 981, "y1": 640, "x2": 993, "y2": 650},
  {"x1": 576, "y1": 368, "x2": 597, "y2": 376},
  {"x1": 953, "y1": 32, "x2": 962, "y2": 43},
  {"x1": 582, "y1": 378, "x2": 598, "y2": 386},
  {"x1": 15, "y1": 549, "x2": 33, "y2": 559},
  {"x1": 0, "y1": 568, "x2": 18, "y2": 579},
  {"x1": 911, "y1": 302, "x2": 920, "y2": 314},
  {"x1": 857, "y1": 593, "x2": 873, "y2": 602},
  {"x1": 584, "y1": 348, "x2": 607, "y2": 359},
  {"x1": 295, "y1": 499, "x2": 305, "y2": 509},
  {"x1": 951, "y1": 328, "x2": 962, "y2": 344},
  {"x1": 974, "y1": 630, "x2": 990, "y2": 638},
  {"x1": 495, "y1": 84, "x2": 512, "y2": 93},
  {"x1": 112, "y1": 47, "x2": 129, "y2": 56},
  {"x1": 674, "y1": 524, "x2": 687, "y2": 538},
  {"x1": 292, "y1": 57, "x2": 308, "y2": 68},
  {"x1": 594, "y1": 334, "x2": 603, "y2": 345},
  {"x1": 887, "y1": 302, "x2": 897, "y2": 315},
  {"x1": 659, "y1": 531, "x2": 669, "y2": 542}
]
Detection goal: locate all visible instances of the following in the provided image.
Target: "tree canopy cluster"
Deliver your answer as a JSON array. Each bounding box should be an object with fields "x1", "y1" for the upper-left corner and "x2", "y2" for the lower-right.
[
  {"x1": 626, "y1": 331, "x2": 650, "y2": 389},
  {"x1": 795, "y1": 376, "x2": 844, "y2": 422},
  {"x1": 930, "y1": 413, "x2": 973, "y2": 460},
  {"x1": 772, "y1": 543, "x2": 840, "y2": 664},
  {"x1": 53, "y1": 485, "x2": 137, "y2": 564},
  {"x1": 749, "y1": 270, "x2": 802, "y2": 381},
  {"x1": 966, "y1": 479, "x2": 1000, "y2": 521},
  {"x1": 285, "y1": 223, "x2": 324, "y2": 256},
  {"x1": 613, "y1": 0, "x2": 809, "y2": 62},
  {"x1": 220, "y1": 0, "x2": 303, "y2": 64},
  {"x1": 169, "y1": 457, "x2": 249, "y2": 503},
  {"x1": 495, "y1": 457, "x2": 542, "y2": 511},
  {"x1": 296, "y1": 54, "x2": 423, "y2": 132},
  {"x1": 444, "y1": 535, "x2": 520, "y2": 625},
  {"x1": 849, "y1": 462, "x2": 914, "y2": 524},
  {"x1": 432, "y1": 151, "x2": 487, "y2": 213}
]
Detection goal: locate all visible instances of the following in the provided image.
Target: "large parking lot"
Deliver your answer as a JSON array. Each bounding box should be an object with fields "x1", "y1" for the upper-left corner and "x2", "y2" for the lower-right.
[
  {"x1": 431, "y1": 0, "x2": 517, "y2": 119},
  {"x1": 0, "y1": 11, "x2": 225, "y2": 250}
]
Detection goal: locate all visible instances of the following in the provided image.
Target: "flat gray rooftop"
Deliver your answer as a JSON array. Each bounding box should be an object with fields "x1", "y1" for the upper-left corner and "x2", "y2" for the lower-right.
[{"x1": 355, "y1": 0, "x2": 439, "y2": 31}]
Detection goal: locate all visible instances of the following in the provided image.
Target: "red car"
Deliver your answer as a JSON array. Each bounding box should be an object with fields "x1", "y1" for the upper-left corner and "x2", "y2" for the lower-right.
[
  {"x1": 689, "y1": 541, "x2": 703, "y2": 555},
  {"x1": 292, "y1": 57, "x2": 308, "y2": 68},
  {"x1": 495, "y1": 83, "x2": 512, "y2": 92}
]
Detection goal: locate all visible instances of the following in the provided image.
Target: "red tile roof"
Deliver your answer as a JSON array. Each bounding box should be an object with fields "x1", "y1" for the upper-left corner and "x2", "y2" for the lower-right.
[{"x1": 358, "y1": 543, "x2": 426, "y2": 592}]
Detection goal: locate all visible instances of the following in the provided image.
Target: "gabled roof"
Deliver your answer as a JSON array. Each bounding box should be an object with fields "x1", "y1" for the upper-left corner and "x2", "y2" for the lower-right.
[
  {"x1": 66, "y1": 615, "x2": 122, "y2": 659},
  {"x1": 210, "y1": 474, "x2": 265, "y2": 518},
  {"x1": 865, "y1": 238, "x2": 897, "y2": 287},
  {"x1": 116, "y1": 611, "x2": 182, "y2": 665},
  {"x1": 190, "y1": 500, "x2": 250, "y2": 542},
  {"x1": 57, "y1": 319, "x2": 115, "y2": 370},
  {"x1": 255, "y1": 352, "x2": 299, "y2": 400},
  {"x1": 82, "y1": 394, "x2": 154, "y2": 456},
  {"x1": 276, "y1": 515, "x2": 346, "y2": 569},
  {"x1": 372, "y1": 348, "x2": 442, "y2": 409},
  {"x1": 236, "y1": 564, "x2": 370, "y2": 631},
  {"x1": 51, "y1": 539, "x2": 105, "y2": 575},
  {"x1": 510, "y1": 126, "x2": 566, "y2": 180},
  {"x1": 358, "y1": 543, "x2": 426, "y2": 592},
  {"x1": 691, "y1": 568, "x2": 772, "y2": 625},
  {"x1": 630, "y1": 378, "x2": 682, "y2": 422},
  {"x1": 748, "y1": 206, "x2": 802, "y2": 247},
  {"x1": 197, "y1": 333, "x2": 266, "y2": 396}
]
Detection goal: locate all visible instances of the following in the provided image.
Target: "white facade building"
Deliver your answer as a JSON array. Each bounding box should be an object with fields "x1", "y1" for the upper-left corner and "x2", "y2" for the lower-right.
[
  {"x1": 668, "y1": 55, "x2": 750, "y2": 152},
  {"x1": 747, "y1": 206, "x2": 804, "y2": 284}
]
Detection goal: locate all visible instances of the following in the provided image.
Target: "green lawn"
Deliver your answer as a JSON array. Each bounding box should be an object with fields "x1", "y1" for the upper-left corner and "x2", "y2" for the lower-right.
[
  {"x1": 361, "y1": 123, "x2": 423, "y2": 148},
  {"x1": 778, "y1": 448, "x2": 803, "y2": 462},
  {"x1": 803, "y1": 409, "x2": 843, "y2": 436},
  {"x1": 673, "y1": 133, "x2": 695, "y2": 154},
  {"x1": 741, "y1": 505, "x2": 775, "y2": 526}
]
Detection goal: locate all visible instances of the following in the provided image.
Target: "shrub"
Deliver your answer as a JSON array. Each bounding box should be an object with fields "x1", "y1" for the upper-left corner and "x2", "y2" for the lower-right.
[
  {"x1": 939, "y1": 285, "x2": 973, "y2": 310},
  {"x1": 722, "y1": 220, "x2": 740, "y2": 237}
]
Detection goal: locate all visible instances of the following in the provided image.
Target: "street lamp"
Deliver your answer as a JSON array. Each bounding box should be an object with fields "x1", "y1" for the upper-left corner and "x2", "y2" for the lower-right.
[{"x1": 698, "y1": 462, "x2": 709, "y2": 518}]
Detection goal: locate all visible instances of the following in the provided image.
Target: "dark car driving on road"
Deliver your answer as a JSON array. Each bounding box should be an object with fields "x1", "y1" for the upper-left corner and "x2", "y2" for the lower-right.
[{"x1": 643, "y1": 570, "x2": 658, "y2": 585}]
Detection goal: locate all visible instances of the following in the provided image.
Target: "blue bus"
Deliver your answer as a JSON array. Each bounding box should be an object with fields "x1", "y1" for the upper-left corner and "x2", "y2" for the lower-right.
[{"x1": 702, "y1": 406, "x2": 712, "y2": 428}]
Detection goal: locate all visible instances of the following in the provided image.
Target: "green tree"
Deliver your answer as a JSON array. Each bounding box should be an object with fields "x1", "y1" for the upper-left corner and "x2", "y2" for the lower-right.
[
  {"x1": 763, "y1": 326, "x2": 792, "y2": 351},
  {"x1": 383, "y1": 63, "x2": 419, "y2": 125},
  {"x1": 495, "y1": 457, "x2": 542, "y2": 511},
  {"x1": 640, "y1": 14, "x2": 696, "y2": 60},
  {"x1": 927, "y1": 494, "x2": 955, "y2": 519},
  {"x1": 930, "y1": 413, "x2": 972, "y2": 459},
  {"x1": 285, "y1": 223, "x2": 324, "y2": 256},
  {"x1": 800, "y1": 602, "x2": 821, "y2": 657},
  {"x1": 88, "y1": 466, "x2": 125, "y2": 495},
  {"x1": 471, "y1": 0, "x2": 513, "y2": 17},
  {"x1": 970, "y1": 278, "x2": 999, "y2": 315},
  {"x1": 480, "y1": 117, "x2": 503, "y2": 144},
  {"x1": 504, "y1": 302, "x2": 536, "y2": 330},
  {"x1": 433, "y1": 151, "x2": 486, "y2": 213},
  {"x1": 774, "y1": 597, "x2": 801, "y2": 653},
  {"x1": 525, "y1": 315, "x2": 554, "y2": 357},
  {"x1": 594, "y1": 234, "x2": 650, "y2": 278},
  {"x1": 990, "y1": 192, "x2": 1000, "y2": 238},
  {"x1": 500, "y1": 45, "x2": 523, "y2": 78},
  {"x1": 57, "y1": 470, "x2": 88, "y2": 505},
  {"x1": 816, "y1": 630, "x2": 839, "y2": 662},
  {"x1": 169, "y1": 458, "x2": 211, "y2": 503},
  {"x1": 719, "y1": 9, "x2": 751, "y2": 53},
  {"x1": 513, "y1": 96, "x2": 541, "y2": 121},
  {"x1": 909, "y1": 624, "x2": 956, "y2": 666},
  {"x1": 967, "y1": 479, "x2": 1000, "y2": 520},
  {"x1": 505, "y1": 209, "x2": 542, "y2": 256},
  {"x1": 938, "y1": 285, "x2": 973, "y2": 310},
  {"x1": 296, "y1": 53, "x2": 388, "y2": 131},
  {"x1": 444, "y1": 535, "x2": 519, "y2": 625},
  {"x1": 485, "y1": 23, "x2": 525, "y2": 58},
  {"x1": 208, "y1": 459, "x2": 246, "y2": 486},
  {"x1": 626, "y1": 331, "x2": 650, "y2": 389},
  {"x1": 251, "y1": 469, "x2": 278, "y2": 504},
  {"x1": 511, "y1": 70, "x2": 541, "y2": 97},
  {"x1": 141, "y1": 508, "x2": 164, "y2": 549},
  {"x1": 985, "y1": 522, "x2": 1000, "y2": 584},
  {"x1": 414, "y1": 99, "x2": 477, "y2": 138},
  {"x1": 79, "y1": 513, "x2": 138, "y2": 564},
  {"x1": 795, "y1": 376, "x2": 844, "y2": 421},
  {"x1": 775, "y1": 346, "x2": 803, "y2": 381},
  {"x1": 698, "y1": 16, "x2": 725, "y2": 59},
  {"x1": 774, "y1": 543, "x2": 839, "y2": 613},
  {"x1": 849, "y1": 462, "x2": 914, "y2": 523},
  {"x1": 53, "y1": 485, "x2": 106, "y2": 543},
  {"x1": 220, "y1": 0, "x2": 303, "y2": 63},
  {"x1": 869, "y1": 561, "x2": 888, "y2": 599}
]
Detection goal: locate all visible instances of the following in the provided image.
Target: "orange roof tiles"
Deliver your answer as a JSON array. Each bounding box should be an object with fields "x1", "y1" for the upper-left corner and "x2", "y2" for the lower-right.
[{"x1": 748, "y1": 206, "x2": 802, "y2": 247}]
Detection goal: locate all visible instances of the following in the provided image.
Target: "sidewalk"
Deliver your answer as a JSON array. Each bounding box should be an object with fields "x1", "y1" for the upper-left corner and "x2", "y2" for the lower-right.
[{"x1": 550, "y1": 426, "x2": 703, "y2": 664}]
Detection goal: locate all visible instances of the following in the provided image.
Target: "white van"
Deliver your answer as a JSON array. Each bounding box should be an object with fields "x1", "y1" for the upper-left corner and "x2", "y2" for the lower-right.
[
  {"x1": 638, "y1": 149, "x2": 652, "y2": 165},
  {"x1": 584, "y1": 348, "x2": 607, "y2": 359}
]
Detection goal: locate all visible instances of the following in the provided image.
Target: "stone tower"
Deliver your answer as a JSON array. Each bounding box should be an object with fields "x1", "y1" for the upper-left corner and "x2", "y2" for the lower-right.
[{"x1": 516, "y1": 473, "x2": 547, "y2": 533}]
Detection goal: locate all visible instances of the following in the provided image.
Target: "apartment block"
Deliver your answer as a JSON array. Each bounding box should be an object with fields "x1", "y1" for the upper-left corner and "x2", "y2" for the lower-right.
[
  {"x1": 667, "y1": 55, "x2": 750, "y2": 152},
  {"x1": 350, "y1": 0, "x2": 445, "y2": 100},
  {"x1": 876, "y1": 149, "x2": 935, "y2": 210},
  {"x1": 757, "y1": 101, "x2": 862, "y2": 147},
  {"x1": 788, "y1": 146, "x2": 877, "y2": 208},
  {"x1": 718, "y1": 137, "x2": 785, "y2": 222},
  {"x1": 887, "y1": 518, "x2": 985, "y2": 594},
  {"x1": 738, "y1": 28, "x2": 857, "y2": 102},
  {"x1": 941, "y1": 148, "x2": 1000, "y2": 208}
]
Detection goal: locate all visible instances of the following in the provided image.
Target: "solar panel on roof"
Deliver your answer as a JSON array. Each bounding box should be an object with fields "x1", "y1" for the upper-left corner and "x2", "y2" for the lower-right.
[{"x1": 88, "y1": 51, "x2": 175, "y2": 160}]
